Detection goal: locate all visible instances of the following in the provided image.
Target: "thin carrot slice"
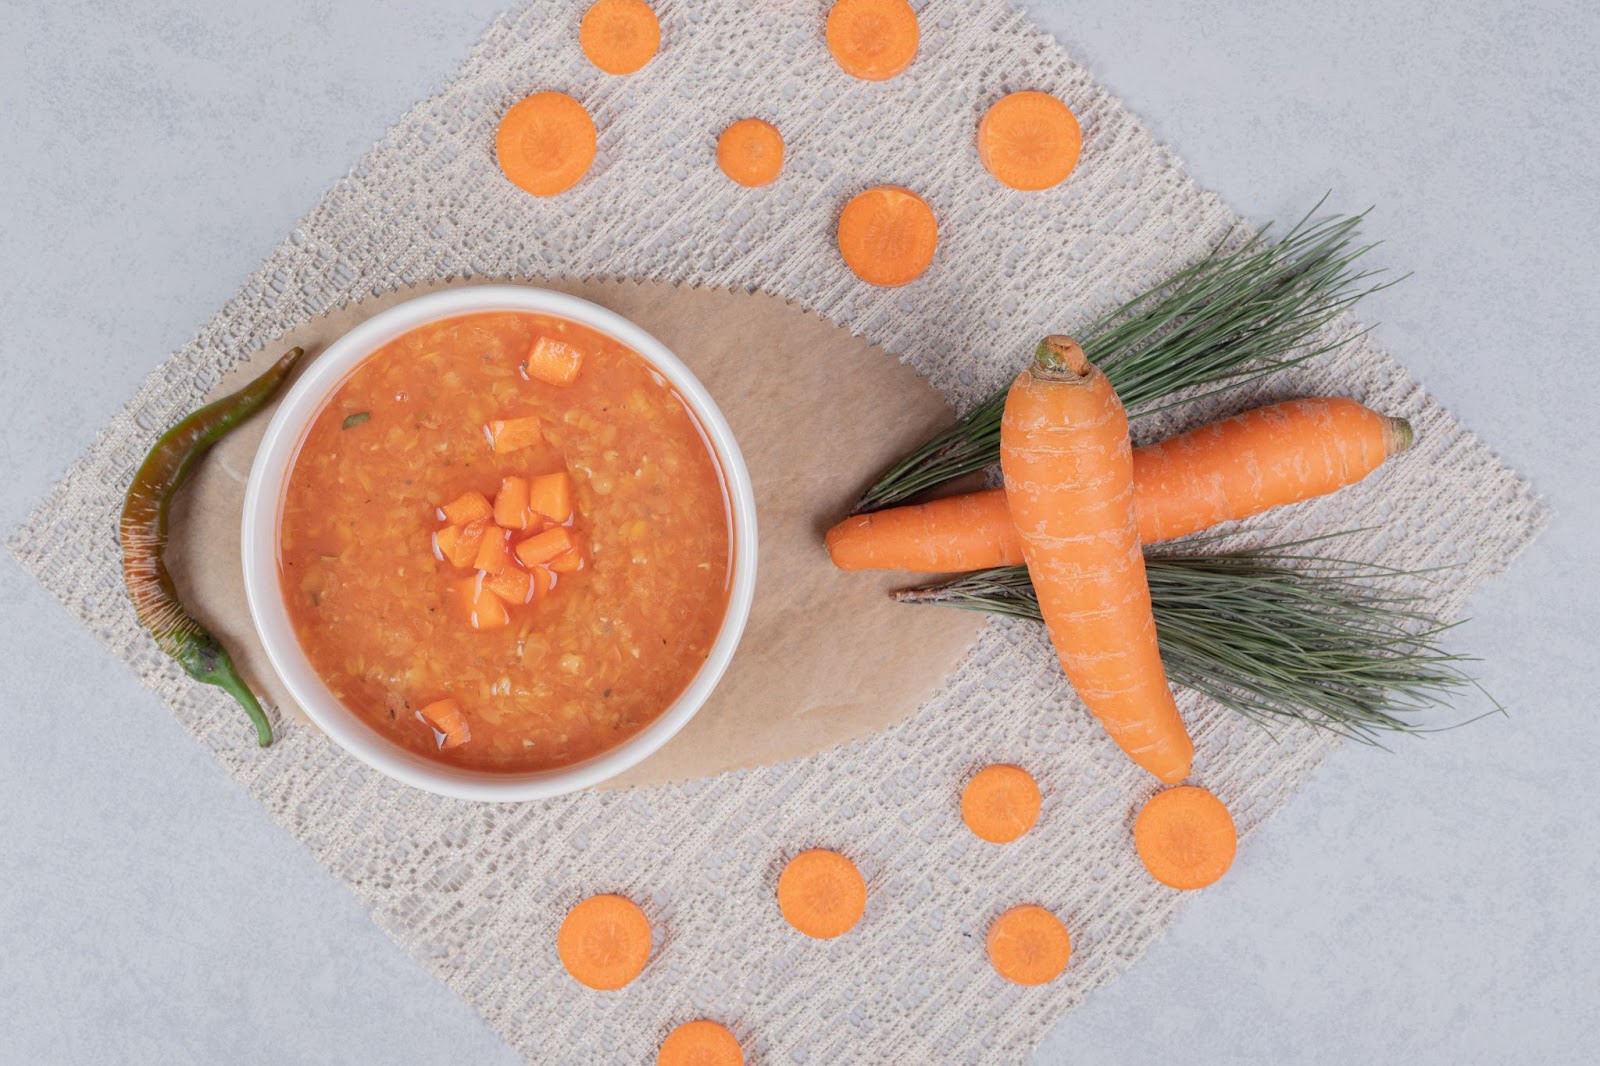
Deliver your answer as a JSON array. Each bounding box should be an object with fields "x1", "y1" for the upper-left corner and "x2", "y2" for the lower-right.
[
  {"x1": 451, "y1": 577, "x2": 511, "y2": 630},
  {"x1": 986, "y1": 905, "x2": 1072, "y2": 985},
  {"x1": 1133, "y1": 786, "x2": 1238, "y2": 890},
  {"x1": 487, "y1": 415, "x2": 545, "y2": 453},
  {"x1": 961, "y1": 765, "x2": 1042, "y2": 844},
  {"x1": 977, "y1": 91, "x2": 1082, "y2": 191},
  {"x1": 837, "y1": 185, "x2": 938, "y2": 287},
  {"x1": 440, "y1": 490, "x2": 493, "y2": 526},
  {"x1": 777, "y1": 849, "x2": 867, "y2": 939},
  {"x1": 515, "y1": 526, "x2": 576, "y2": 568},
  {"x1": 579, "y1": 0, "x2": 661, "y2": 76},
  {"x1": 495, "y1": 92, "x2": 597, "y2": 197},
  {"x1": 525, "y1": 336, "x2": 585, "y2": 387},
  {"x1": 657, "y1": 1020, "x2": 744, "y2": 1066},
  {"x1": 473, "y1": 526, "x2": 515, "y2": 574},
  {"x1": 825, "y1": 0, "x2": 919, "y2": 82},
  {"x1": 527, "y1": 472, "x2": 574, "y2": 523},
  {"x1": 442, "y1": 518, "x2": 489, "y2": 569},
  {"x1": 417, "y1": 697, "x2": 471, "y2": 749},
  {"x1": 716, "y1": 118, "x2": 785, "y2": 188},
  {"x1": 484, "y1": 566, "x2": 534, "y2": 605},
  {"x1": 557, "y1": 894, "x2": 653, "y2": 990},
  {"x1": 493, "y1": 476, "x2": 533, "y2": 530}
]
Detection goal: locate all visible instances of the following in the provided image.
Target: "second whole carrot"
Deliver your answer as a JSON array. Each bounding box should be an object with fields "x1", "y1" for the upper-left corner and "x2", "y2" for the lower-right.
[
  {"x1": 827, "y1": 397, "x2": 1413, "y2": 573},
  {"x1": 1000, "y1": 335, "x2": 1193, "y2": 783}
]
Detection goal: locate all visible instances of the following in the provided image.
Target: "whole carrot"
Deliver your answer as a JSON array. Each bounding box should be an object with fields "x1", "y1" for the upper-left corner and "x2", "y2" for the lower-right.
[
  {"x1": 120, "y1": 348, "x2": 303, "y2": 746},
  {"x1": 827, "y1": 398, "x2": 1413, "y2": 573},
  {"x1": 1001, "y1": 336, "x2": 1192, "y2": 783}
]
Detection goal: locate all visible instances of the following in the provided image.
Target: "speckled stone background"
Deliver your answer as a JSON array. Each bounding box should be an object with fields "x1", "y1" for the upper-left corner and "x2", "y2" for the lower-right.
[{"x1": 0, "y1": 1, "x2": 1594, "y2": 1063}]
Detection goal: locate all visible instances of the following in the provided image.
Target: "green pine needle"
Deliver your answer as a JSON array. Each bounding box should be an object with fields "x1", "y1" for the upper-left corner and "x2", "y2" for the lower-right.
[
  {"x1": 854, "y1": 200, "x2": 1401, "y2": 512},
  {"x1": 894, "y1": 539, "x2": 1494, "y2": 743}
]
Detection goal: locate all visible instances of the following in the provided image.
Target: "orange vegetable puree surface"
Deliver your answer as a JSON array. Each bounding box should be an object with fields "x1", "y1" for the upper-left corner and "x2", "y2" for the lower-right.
[{"x1": 279, "y1": 311, "x2": 733, "y2": 772}]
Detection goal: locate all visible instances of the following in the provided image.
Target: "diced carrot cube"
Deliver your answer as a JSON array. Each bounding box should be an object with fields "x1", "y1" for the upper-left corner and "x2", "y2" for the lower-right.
[
  {"x1": 529, "y1": 565, "x2": 555, "y2": 599},
  {"x1": 432, "y1": 524, "x2": 461, "y2": 562},
  {"x1": 484, "y1": 567, "x2": 533, "y2": 605},
  {"x1": 527, "y1": 472, "x2": 574, "y2": 523},
  {"x1": 451, "y1": 577, "x2": 511, "y2": 630},
  {"x1": 443, "y1": 519, "x2": 488, "y2": 569},
  {"x1": 487, "y1": 416, "x2": 544, "y2": 453},
  {"x1": 514, "y1": 526, "x2": 575, "y2": 568},
  {"x1": 473, "y1": 526, "x2": 514, "y2": 574},
  {"x1": 549, "y1": 545, "x2": 586, "y2": 573},
  {"x1": 440, "y1": 490, "x2": 493, "y2": 526},
  {"x1": 418, "y1": 697, "x2": 471, "y2": 749},
  {"x1": 472, "y1": 592, "x2": 510, "y2": 630},
  {"x1": 524, "y1": 336, "x2": 584, "y2": 387},
  {"x1": 492, "y1": 475, "x2": 532, "y2": 530}
]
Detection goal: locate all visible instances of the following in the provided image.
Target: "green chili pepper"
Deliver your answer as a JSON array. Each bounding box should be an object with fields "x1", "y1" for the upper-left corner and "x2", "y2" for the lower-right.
[{"x1": 119, "y1": 347, "x2": 304, "y2": 747}]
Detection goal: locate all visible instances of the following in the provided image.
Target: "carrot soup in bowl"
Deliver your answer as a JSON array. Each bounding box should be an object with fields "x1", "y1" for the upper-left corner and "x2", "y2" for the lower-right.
[{"x1": 242, "y1": 287, "x2": 757, "y2": 801}]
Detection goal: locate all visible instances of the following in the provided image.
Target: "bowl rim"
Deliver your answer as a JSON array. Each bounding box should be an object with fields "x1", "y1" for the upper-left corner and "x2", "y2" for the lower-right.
[{"x1": 240, "y1": 284, "x2": 759, "y2": 802}]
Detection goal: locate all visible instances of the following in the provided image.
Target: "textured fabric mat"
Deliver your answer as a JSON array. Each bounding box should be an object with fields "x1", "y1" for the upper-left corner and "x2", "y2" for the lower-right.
[{"x1": 8, "y1": 1, "x2": 1548, "y2": 1062}]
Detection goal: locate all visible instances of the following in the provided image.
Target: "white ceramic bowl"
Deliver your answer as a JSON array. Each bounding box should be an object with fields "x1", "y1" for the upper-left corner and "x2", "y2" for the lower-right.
[{"x1": 241, "y1": 286, "x2": 758, "y2": 801}]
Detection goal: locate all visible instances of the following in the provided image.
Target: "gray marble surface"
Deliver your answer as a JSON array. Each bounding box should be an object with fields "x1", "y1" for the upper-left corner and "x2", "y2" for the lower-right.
[{"x1": 1, "y1": 1, "x2": 1594, "y2": 1063}]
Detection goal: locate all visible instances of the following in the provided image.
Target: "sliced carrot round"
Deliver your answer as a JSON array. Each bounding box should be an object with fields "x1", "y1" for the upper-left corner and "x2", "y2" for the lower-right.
[
  {"x1": 657, "y1": 1019, "x2": 744, "y2": 1066},
  {"x1": 825, "y1": 0, "x2": 919, "y2": 82},
  {"x1": 579, "y1": 0, "x2": 661, "y2": 75},
  {"x1": 961, "y1": 764, "x2": 1041, "y2": 844},
  {"x1": 717, "y1": 118, "x2": 786, "y2": 188},
  {"x1": 777, "y1": 849, "x2": 866, "y2": 939},
  {"x1": 1133, "y1": 785, "x2": 1238, "y2": 890},
  {"x1": 557, "y1": 894, "x2": 652, "y2": 989},
  {"x1": 977, "y1": 91, "x2": 1082, "y2": 191},
  {"x1": 986, "y1": 904, "x2": 1072, "y2": 986},
  {"x1": 836, "y1": 185, "x2": 938, "y2": 287},
  {"x1": 496, "y1": 91, "x2": 598, "y2": 198}
]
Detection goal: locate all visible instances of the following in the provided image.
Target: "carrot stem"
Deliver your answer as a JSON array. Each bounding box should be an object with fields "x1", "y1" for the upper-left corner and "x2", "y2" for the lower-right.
[{"x1": 1034, "y1": 335, "x2": 1088, "y2": 375}]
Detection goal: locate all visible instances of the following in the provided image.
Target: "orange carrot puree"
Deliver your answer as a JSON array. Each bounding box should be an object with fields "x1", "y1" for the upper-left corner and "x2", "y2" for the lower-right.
[{"x1": 279, "y1": 311, "x2": 732, "y2": 772}]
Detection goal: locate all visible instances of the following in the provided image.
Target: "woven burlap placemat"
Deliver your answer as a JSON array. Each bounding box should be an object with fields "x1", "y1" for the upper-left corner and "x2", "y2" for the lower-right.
[{"x1": 8, "y1": 1, "x2": 1547, "y2": 1061}]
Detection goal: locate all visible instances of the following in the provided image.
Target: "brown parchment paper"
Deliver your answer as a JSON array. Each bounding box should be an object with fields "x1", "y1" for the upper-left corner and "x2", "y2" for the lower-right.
[{"x1": 165, "y1": 278, "x2": 983, "y2": 788}]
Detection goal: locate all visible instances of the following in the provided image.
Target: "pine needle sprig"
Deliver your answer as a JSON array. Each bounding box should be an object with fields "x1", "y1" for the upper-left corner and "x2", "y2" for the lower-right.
[
  {"x1": 854, "y1": 200, "x2": 1401, "y2": 512},
  {"x1": 894, "y1": 540, "x2": 1490, "y2": 743}
]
